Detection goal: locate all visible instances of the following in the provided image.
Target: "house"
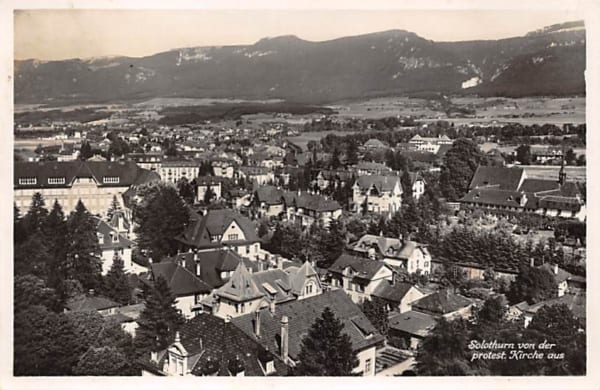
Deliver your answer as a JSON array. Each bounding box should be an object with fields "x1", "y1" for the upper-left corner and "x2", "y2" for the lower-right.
[
  {"x1": 126, "y1": 152, "x2": 162, "y2": 171},
  {"x1": 238, "y1": 166, "x2": 275, "y2": 186},
  {"x1": 460, "y1": 165, "x2": 586, "y2": 221},
  {"x1": 353, "y1": 175, "x2": 403, "y2": 215},
  {"x1": 370, "y1": 280, "x2": 425, "y2": 313},
  {"x1": 522, "y1": 291, "x2": 586, "y2": 328},
  {"x1": 252, "y1": 186, "x2": 285, "y2": 218},
  {"x1": 159, "y1": 159, "x2": 200, "y2": 184},
  {"x1": 349, "y1": 234, "x2": 432, "y2": 275},
  {"x1": 363, "y1": 138, "x2": 389, "y2": 151},
  {"x1": 65, "y1": 291, "x2": 120, "y2": 316},
  {"x1": 231, "y1": 289, "x2": 385, "y2": 376},
  {"x1": 94, "y1": 217, "x2": 139, "y2": 275},
  {"x1": 315, "y1": 170, "x2": 355, "y2": 191},
  {"x1": 328, "y1": 253, "x2": 395, "y2": 304},
  {"x1": 407, "y1": 172, "x2": 426, "y2": 200},
  {"x1": 176, "y1": 209, "x2": 262, "y2": 259},
  {"x1": 411, "y1": 289, "x2": 474, "y2": 320},
  {"x1": 141, "y1": 313, "x2": 288, "y2": 376},
  {"x1": 196, "y1": 176, "x2": 226, "y2": 203},
  {"x1": 14, "y1": 160, "x2": 160, "y2": 215},
  {"x1": 212, "y1": 160, "x2": 236, "y2": 179},
  {"x1": 388, "y1": 310, "x2": 437, "y2": 350},
  {"x1": 408, "y1": 135, "x2": 453, "y2": 153},
  {"x1": 536, "y1": 262, "x2": 585, "y2": 297},
  {"x1": 106, "y1": 303, "x2": 145, "y2": 337},
  {"x1": 530, "y1": 145, "x2": 563, "y2": 164},
  {"x1": 355, "y1": 162, "x2": 392, "y2": 176},
  {"x1": 145, "y1": 258, "x2": 214, "y2": 318},
  {"x1": 282, "y1": 191, "x2": 342, "y2": 228}
]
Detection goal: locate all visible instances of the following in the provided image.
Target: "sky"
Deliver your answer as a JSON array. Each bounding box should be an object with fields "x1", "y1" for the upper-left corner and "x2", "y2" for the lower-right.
[{"x1": 14, "y1": 9, "x2": 584, "y2": 61}]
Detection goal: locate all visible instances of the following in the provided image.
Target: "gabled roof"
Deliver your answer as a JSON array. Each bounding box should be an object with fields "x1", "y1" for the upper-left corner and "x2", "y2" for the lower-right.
[
  {"x1": 412, "y1": 289, "x2": 473, "y2": 315},
  {"x1": 231, "y1": 289, "x2": 384, "y2": 360},
  {"x1": 177, "y1": 209, "x2": 259, "y2": 248},
  {"x1": 351, "y1": 234, "x2": 427, "y2": 260},
  {"x1": 460, "y1": 188, "x2": 524, "y2": 208},
  {"x1": 282, "y1": 191, "x2": 341, "y2": 212},
  {"x1": 288, "y1": 261, "x2": 320, "y2": 295},
  {"x1": 150, "y1": 260, "x2": 213, "y2": 296},
  {"x1": 329, "y1": 253, "x2": 391, "y2": 281},
  {"x1": 250, "y1": 269, "x2": 296, "y2": 304},
  {"x1": 468, "y1": 166, "x2": 525, "y2": 191},
  {"x1": 388, "y1": 310, "x2": 437, "y2": 338},
  {"x1": 216, "y1": 262, "x2": 264, "y2": 302},
  {"x1": 537, "y1": 263, "x2": 573, "y2": 284},
  {"x1": 255, "y1": 186, "x2": 285, "y2": 205},
  {"x1": 524, "y1": 292, "x2": 586, "y2": 320},
  {"x1": 355, "y1": 175, "x2": 401, "y2": 194},
  {"x1": 155, "y1": 313, "x2": 288, "y2": 376},
  {"x1": 371, "y1": 280, "x2": 418, "y2": 303},
  {"x1": 95, "y1": 217, "x2": 135, "y2": 250},
  {"x1": 356, "y1": 161, "x2": 391, "y2": 171}
]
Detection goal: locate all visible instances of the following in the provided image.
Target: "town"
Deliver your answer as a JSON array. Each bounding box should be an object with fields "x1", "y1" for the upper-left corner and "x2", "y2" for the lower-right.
[{"x1": 13, "y1": 100, "x2": 586, "y2": 376}]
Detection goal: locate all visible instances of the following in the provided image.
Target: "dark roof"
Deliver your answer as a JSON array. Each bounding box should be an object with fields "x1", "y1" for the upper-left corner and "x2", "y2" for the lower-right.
[
  {"x1": 216, "y1": 262, "x2": 264, "y2": 302},
  {"x1": 14, "y1": 161, "x2": 159, "y2": 189},
  {"x1": 317, "y1": 170, "x2": 354, "y2": 181},
  {"x1": 156, "y1": 313, "x2": 288, "y2": 376},
  {"x1": 150, "y1": 260, "x2": 213, "y2": 296},
  {"x1": 355, "y1": 175, "x2": 401, "y2": 193},
  {"x1": 468, "y1": 166, "x2": 525, "y2": 190},
  {"x1": 436, "y1": 144, "x2": 453, "y2": 157},
  {"x1": 412, "y1": 289, "x2": 473, "y2": 315},
  {"x1": 460, "y1": 188, "x2": 524, "y2": 208},
  {"x1": 255, "y1": 186, "x2": 284, "y2": 205},
  {"x1": 65, "y1": 294, "x2": 120, "y2": 312},
  {"x1": 250, "y1": 269, "x2": 296, "y2": 304},
  {"x1": 388, "y1": 310, "x2": 437, "y2": 338},
  {"x1": 283, "y1": 191, "x2": 341, "y2": 212},
  {"x1": 525, "y1": 292, "x2": 586, "y2": 320},
  {"x1": 95, "y1": 217, "x2": 134, "y2": 250},
  {"x1": 177, "y1": 209, "x2": 259, "y2": 248},
  {"x1": 329, "y1": 253, "x2": 391, "y2": 281},
  {"x1": 196, "y1": 176, "x2": 227, "y2": 186},
  {"x1": 371, "y1": 280, "x2": 417, "y2": 303},
  {"x1": 519, "y1": 178, "x2": 560, "y2": 193},
  {"x1": 231, "y1": 289, "x2": 384, "y2": 360}
]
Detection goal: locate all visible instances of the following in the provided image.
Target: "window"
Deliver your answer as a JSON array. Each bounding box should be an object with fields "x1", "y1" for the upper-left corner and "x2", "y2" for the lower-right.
[
  {"x1": 103, "y1": 176, "x2": 120, "y2": 184},
  {"x1": 246, "y1": 245, "x2": 250, "y2": 254},
  {"x1": 365, "y1": 358, "x2": 372, "y2": 373},
  {"x1": 240, "y1": 303, "x2": 245, "y2": 313},
  {"x1": 228, "y1": 234, "x2": 239, "y2": 241},
  {"x1": 18, "y1": 177, "x2": 37, "y2": 185},
  {"x1": 48, "y1": 177, "x2": 66, "y2": 185},
  {"x1": 97, "y1": 233, "x2": 104, "y2": 244},
  {"x1": 306, "y1": 283, "x2": 313, "y2": 295},
  {"x1": 111, "y1": 233, "x2": 119, "y2": 243}
]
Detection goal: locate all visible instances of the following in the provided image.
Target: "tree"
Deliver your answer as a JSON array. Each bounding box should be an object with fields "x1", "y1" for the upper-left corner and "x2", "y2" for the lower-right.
[
  {"x1": 401, "y1": 170, "x2": 413, "y2": 203},
  {"x1": 515, "y1": 144, "x2": 532, "y2": 165},
  {"x1": 14, "y1": 274, "x2": 60, "y2": 312},
  {"x1": 66, "y1": 200, "x2": 102, "y2": 290},
  {"x1": 177, "y1": 177, "x2": 195, "y2": 205},
  {"x1": 360, "y1": 298, "x2": 389, "y2": 337},
  {"x1": 134, "y1": 182, "x2": 190, "y2": 261},
  {"x1": 22, "y1": 192, "x2": 48, "y2": 235},
  {"x1": 476, "y1": 295, "x2": 508, "y2": 325},
  {"x1": 346, "y1": 141, "x2": 359, "y2": 166},
  {"x1": 73, "y1": 346, "x2": 136, "y2": 376},
  {"x1": 294, "y1": 307, "x2": 358, "y2": 376},
  {"x1": 106, "y1": 195, "x2": 121, "y2": 221},
  {"x1": 14, "y1": 203, "x2": 26, "y2": 244},
  {"x1": 80, "y1": 140, "x2": 93, "y2": 160},
  {"x1": 135, "y1": 275, "x2": 185, "y2": 357},
  {"x1": 203, "y1": 185, "x2": 215, "y2": 205},
  {"x1": 316, "y1": 219, "x2": 346, "y2": 268},
  {"x1": 564, "y1": 149, "x2": 576, "y2": 165},
  {"x1": 103, "y1": 253, "x2": 132, "y2": 305},
  {"x1": 439, "y1": 139, "x2": 485, "y2": 201},
  {"x1": 14, "y1": 232, "x2": 52, "y2": 278},
  {"x1": 507, "y1": 265, "x2": 557, "y2": 304},
  {"x1": 330, "y1": 147, "x2": 341, "y2": 169},
  {"x1": 415, "y1": 318, "x2": 477, "y2": 375}
]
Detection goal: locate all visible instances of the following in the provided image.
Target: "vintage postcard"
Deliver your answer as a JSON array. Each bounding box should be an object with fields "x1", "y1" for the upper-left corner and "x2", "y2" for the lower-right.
[{"x1": 2, "y1": 0, "x2": 599, "y2": 388}]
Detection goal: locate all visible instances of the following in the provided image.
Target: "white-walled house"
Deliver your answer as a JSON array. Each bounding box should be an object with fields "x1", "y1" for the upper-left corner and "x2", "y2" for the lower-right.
[
  {"x1": 95, "y1": 217, "x2": 140, "y2": 275},
  {"x1": 353, "y1": 175, "x2": 403, "y2": 215}
]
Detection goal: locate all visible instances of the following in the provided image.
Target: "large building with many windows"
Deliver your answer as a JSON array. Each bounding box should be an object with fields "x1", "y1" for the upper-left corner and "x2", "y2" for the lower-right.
[{"x1": 14, "y1": 161, "x2": 159, "y2": 215}]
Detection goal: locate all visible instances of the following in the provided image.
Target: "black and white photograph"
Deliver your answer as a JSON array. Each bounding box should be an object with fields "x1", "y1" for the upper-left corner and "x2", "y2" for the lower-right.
[{"x1": 3, "y1": 0, "x2": 599, "y2": 384}]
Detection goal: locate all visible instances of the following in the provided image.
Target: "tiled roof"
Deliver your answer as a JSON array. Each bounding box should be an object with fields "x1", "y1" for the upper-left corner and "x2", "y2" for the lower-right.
[
  {"x1": 177, "y1": 209, "x2": 259, "y2": 248},
  {"x1": 460, "y1": 188, "x2": 524, "y2": 208},
  {"x1": 329, "y1": 253, "x2": 390, "y2": 281},
  {"x1": 255, "y1": 186, "x2": 284, "y2": 205},
  {"x1": 231, "y1": 289, "x2": 384, "y2": 360},
  {"x1": 95, "y1": 217, "x2": 135, "y2": 250},
  {"x1": 14, "y1": 161, "x2": 158, "y2": 189},
  {"x1": 283, "y1": 191, "x2": 341, "y2": 212},
  {"x1": 525, "y1": 292, "x2": 586, "y2": 320},
  {"x1": 250, "y1": 269, "x2": 296, "y2": 304},
  {"x1": 371, "y1": 280, "x2": 417, "y2": 303},
  {"x1": 388, "y1": 310, "x2": 437, "y2": 338},
  {"x1": 537, "y1": 263, "x2": 573, "y2": 284},
  {"x1": 157, "y1": 313, "x2": 288, "y2": 376},
  {"x1": 65, "y1": 294, "x2": 120, "y2": 312},
  {"x1": 412, "y1": 289, "x2": 473, "y2": 315},
  {"x1": 150, "y1": 260, "x2": 213, "y2": 296},
  {"x1": 469, "y1": 166, "x2": 525, "y2": 191},
  {"x1": 216, "y1": 262, "x2": 264, "y2": 302},
  {"x1": 519, "y1": 178, "x2": 560, "y2": 194},
  {"x1": 355, "y1": 175, "x2": 401, "y2": 193},
  {"x1": 364, "y1": 139, "x2": 389, "y2": 148},
  {"x1": 356, "y1": 162, "x2": 391, "y2": 171},
  {"x1": 318, "y1": 170, "x2": 354, "y2": 181}
]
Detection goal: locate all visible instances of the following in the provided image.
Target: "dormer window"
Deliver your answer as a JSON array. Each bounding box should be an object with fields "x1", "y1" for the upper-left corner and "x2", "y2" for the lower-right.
[
  {"x1": 48, "y1": 177, "x2": 66, "y2": 185},
  {"x1": 18, "y1": 177, "x2": 37, "y2": 185},
  {"x1": 97, "y1": 233, "x2": 104, "y2": 244},
  {"x1": 111, "y1": 233, "x2": 119, "y2": 243},
  {"x1": 103, "y1": 176, "x2": 120, "y2": 184}
]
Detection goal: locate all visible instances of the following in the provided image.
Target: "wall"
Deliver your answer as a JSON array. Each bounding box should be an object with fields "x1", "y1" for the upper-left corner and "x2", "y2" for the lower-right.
[{"x1": 353, "y1": 346, "x2": 377, "y2": 376}]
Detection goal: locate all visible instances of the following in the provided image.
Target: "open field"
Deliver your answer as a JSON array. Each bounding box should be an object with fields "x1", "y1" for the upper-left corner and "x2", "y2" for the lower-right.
[
  {"x1": 329, "y1": 96, "x2": 585, "y2": 125},
  {"x1": 287, "y1": 130, "x2": 362, "y2": 150}
]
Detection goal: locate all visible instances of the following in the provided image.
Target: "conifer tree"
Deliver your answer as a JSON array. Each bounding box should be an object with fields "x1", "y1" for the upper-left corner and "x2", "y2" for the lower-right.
[
  {"x1": 106, "y1": 195, "x2": 121, "y2": 221},
  {"x1": 135, "y1": 275, "x2": 184, "y2": 357},
  {"x1": 66, "y1": 200, "x2": 102, "y2": 289},
  {"x1": 294, "y1": 307, "x2": 358, "y2": 376},
  {"x1": 103, "y1": 253, "x2": 132, "y2": 305},
  {"x1": 23, "y1": 192, "x2": 48, "y2": 235}
]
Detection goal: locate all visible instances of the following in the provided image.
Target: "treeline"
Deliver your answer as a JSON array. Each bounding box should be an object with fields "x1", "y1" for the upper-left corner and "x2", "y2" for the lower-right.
[
  {"x1": 157, "y1": 102, "x2": 335, "y2": 125},
  {"x1": 15, "y1": 108, "x2": 111, "y2": 126}
]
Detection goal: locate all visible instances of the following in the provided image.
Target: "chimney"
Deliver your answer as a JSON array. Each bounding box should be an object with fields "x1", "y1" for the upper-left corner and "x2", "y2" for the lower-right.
[
  {"x1": 276, "y1": 256, "x2": 283, "y2": 270},
  {"x1": 270, "y1": 300, "x2": 276, "y2": 314},
  {"x1": 553, "y1": 263, "x2": 559, "y2": 275},
  {"x1": 254, "y1": 310, "x2": 261, "y2": 337},
  {"x1": 530, "y1": 258, "x2": 535, "y2": 267},
  {"x1": 280, "y1": 316, "x2": 289, "y2": 362},
  {"x1": 175, "y1": 331, "x2": 181, "y2": 343},
  {"x1": 196, "y1": 262, "x2": 201, "y2": 277}
]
